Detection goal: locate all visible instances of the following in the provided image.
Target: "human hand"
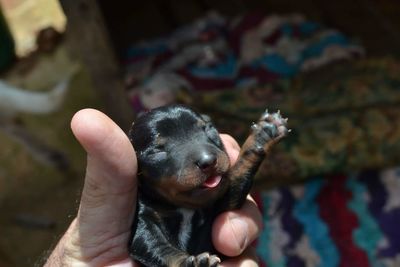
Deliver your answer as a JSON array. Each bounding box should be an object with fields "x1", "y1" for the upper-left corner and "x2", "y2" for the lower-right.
[{"x1": 44, "y1": 109, "x2": 262, "y2": 267}]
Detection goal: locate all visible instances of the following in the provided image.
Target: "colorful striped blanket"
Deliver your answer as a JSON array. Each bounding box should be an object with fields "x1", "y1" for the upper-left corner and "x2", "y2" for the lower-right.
[{"x1": 254, "y1": 167, "x2": 400, "y2": 267}]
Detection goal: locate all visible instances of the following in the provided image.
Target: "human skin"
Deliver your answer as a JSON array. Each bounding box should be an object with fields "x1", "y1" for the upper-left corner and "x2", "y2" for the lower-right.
[{"x1": 44, "y1": 109, "x2": 262, "y2": 267}]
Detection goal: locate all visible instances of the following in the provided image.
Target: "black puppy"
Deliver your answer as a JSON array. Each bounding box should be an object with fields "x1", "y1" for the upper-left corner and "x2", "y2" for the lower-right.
[{"x1": 128, "y1": 105, "x2": 288, "y2": 267}]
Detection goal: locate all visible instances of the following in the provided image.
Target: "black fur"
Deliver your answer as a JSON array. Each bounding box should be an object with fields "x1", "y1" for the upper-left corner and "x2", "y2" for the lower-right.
[{"x1": 128, "y1": 105, "x2": 288, "y2": 267}]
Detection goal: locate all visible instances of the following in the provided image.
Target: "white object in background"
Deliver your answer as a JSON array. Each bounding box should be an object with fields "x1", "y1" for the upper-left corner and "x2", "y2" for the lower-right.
[{"x1": 0, "y1": 76, "x2": 71, "y2": 118}]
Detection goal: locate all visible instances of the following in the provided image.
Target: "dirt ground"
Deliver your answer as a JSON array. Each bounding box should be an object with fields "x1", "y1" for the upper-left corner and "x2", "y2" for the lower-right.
[
  {"x1": 0, "y1": 42, "x2": 105, "y2": 266},
  {"x1": 0, "y1": 1, "x2": 87, "y2": 266}
]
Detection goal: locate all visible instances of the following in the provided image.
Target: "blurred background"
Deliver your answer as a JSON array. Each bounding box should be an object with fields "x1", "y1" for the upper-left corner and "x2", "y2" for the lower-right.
[{"x1": 1, "y1": 0, "x2": 400, "y2": 266}]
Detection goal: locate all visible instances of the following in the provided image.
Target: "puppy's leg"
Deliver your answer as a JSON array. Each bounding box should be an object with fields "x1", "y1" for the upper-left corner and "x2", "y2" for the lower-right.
[
  {"x1": 131, "y1": 218, "x2": 220, "y2": 267},
  {"x1": 223, "y1": 110, "x2": 288, "y2": 210}
]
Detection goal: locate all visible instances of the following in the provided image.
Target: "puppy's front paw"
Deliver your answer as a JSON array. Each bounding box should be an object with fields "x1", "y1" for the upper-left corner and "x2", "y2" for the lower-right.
[
  {"x1": 251, "y1": 109, "x2": 289, "y2": 154},
  {"x1": 182, "y1": 252, "x2": 221, "y2": 267}
]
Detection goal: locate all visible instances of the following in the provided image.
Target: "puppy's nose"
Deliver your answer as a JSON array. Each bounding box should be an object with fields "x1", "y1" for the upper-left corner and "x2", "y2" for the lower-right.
[{"x1": 196, "y1": 152, "x2": 217, "y2": 172}]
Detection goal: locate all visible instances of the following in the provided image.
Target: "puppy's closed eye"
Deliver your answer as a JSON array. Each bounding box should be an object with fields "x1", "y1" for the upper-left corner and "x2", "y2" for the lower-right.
[
  {"x1": 145, "y1": 142, "x2": 167, "y2": 160},
  {"x1": 153, "y1": 143, "x2": 166, "y2": 152}
]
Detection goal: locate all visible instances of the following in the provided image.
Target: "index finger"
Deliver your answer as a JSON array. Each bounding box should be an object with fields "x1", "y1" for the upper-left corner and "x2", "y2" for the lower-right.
[{"x1": 212, "y1": 196, "x2": 262, "y2": 257}]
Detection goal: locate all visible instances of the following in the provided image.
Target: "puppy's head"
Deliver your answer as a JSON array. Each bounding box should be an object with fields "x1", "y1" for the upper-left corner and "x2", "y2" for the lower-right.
[{"x1": 129, "y1": 105, "x2": 230, "y2": 208}]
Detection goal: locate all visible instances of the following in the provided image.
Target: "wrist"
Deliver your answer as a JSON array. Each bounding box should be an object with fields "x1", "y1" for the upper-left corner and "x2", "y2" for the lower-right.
[{"x1": 44, "y1": 219, "x2": 87, "y2": 267}]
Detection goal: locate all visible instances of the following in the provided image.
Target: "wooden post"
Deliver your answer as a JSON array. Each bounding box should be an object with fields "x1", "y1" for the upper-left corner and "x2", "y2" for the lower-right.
[{"x1": 59, "y1": 0, "x2": 134, "y2": 132}]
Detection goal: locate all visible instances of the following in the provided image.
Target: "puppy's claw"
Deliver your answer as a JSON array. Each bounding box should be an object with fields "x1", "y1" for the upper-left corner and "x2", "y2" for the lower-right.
[
  {"x1": 209, "y1": 256, "x2": 221, "y2": 267},
  {"x1": 183, "y1": 252, "x2": 221, "y2": 267},
  {"x1": 252, "y1": 109, "x2": 289, "y2": 148},
  {"x1": 182, "y1": 256, "x2": 196, "y2": 267}
]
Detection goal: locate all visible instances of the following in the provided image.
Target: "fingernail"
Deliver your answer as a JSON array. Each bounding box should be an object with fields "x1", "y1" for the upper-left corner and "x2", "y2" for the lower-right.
[{"x1": 229, "y1": 215, "x2": 249, "y2": 252}]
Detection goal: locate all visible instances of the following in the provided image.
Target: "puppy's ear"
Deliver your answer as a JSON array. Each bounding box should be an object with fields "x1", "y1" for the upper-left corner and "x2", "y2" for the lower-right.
[{"x1": 201, "y1": 114, "x2": 211, "y2": 123}]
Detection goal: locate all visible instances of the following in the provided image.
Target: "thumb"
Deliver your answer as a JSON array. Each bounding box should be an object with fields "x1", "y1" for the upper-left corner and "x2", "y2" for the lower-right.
[{"x1": 68, "y1": 109, "x2": 138, "y2": 264}]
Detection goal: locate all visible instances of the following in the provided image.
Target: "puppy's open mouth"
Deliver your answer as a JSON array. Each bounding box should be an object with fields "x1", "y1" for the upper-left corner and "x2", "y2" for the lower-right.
[{"x1": 202, "y1": 175, "x2": 222, "y2": 188}]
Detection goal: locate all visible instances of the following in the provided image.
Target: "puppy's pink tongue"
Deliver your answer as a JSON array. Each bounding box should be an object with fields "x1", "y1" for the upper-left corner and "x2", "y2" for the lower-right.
[{"x1": 203, "y1": 175, "x2": 222, "y2": 188}]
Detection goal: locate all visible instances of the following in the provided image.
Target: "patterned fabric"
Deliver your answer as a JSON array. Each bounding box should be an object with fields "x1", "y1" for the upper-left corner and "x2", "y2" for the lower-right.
[
  {"x1": 124, "y1": 12, "x2": 363, "y2": 112},
  {"x1": 253, "y1": 166, "x2": 400, "y2": 267},
  {"x1": 196, "y1": 57, "x2": 400, "y2": 183}
]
